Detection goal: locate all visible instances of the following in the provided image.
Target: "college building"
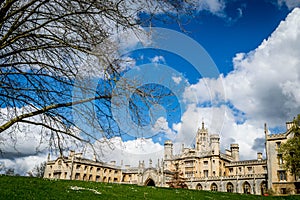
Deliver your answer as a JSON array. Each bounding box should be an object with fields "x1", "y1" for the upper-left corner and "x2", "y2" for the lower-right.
[{"x1": 44, "y1": 119, "x2": 300, "y2": 195}]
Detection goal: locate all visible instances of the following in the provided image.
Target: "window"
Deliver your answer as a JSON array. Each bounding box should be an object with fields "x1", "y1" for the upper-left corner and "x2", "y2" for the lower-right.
[
  {"x1": 213, "y1": 171, "x2": 216, "y2": 176},
  {"x1": 263, "y1": 166, "x2": 267, "y2": 171},
  {"x1": 229, "y1": 168, "x2": 233, "y2": 173},
  {"x1": 239, "y1": 167, "x2": 242, "y2": 172},
  {"x1": 211, "y1": 183, "x2": 218, "y2": 191},
  {"x1": 76, "y1": 165, "x2": 81, "y2": 170},
  {"x1": 90, "y1": 167, "x2": 93, "y2": 172},
  {"x1": 278, "y1": 154, "x2": 283, "y2": 165},
  {"x1": 227, "y1": 182, "x2": 234, "y2": 193},
  {"x1": 204, "y1": 170, "x2": 208, "y2": 177},
  {"x1": 97, "y1": 168, "x2": 100, "y2": 172},
  {"x1": 247, "y1": 167, "x2": 252, "y2": 173},
  {"x1": 75, "y1": 173, "x2": 80, "y2": 180},
  {"x1": 276, "y1": 142, "x2": 281, "y2": 148},
  {"x1": 281, "y1": 188, "x2": 287, "y2": 194},
  {"x1": 213, "y1": 160, "x2": 215, "y2": 164},
  {"x1": 196, "y1": 184, "x2": 202, "y2": 190},
  {"x1": 278, "y1": 171, "x2": 286, "y2": 181},
  {"x1": 96, "y1": 176, "x2": 100, "y2": 182},
  {"x1": 243, "y1": 182, "x2": 251, "y2": 194},
  {"x1": 204, "y1": 161, "x2": 208, "y2": 165}
]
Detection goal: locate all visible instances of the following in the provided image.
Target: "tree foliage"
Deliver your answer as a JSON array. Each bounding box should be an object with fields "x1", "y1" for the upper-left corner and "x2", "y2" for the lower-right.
[{"x1": 279, "y1": 114, "x2": 300, "y2": 179}]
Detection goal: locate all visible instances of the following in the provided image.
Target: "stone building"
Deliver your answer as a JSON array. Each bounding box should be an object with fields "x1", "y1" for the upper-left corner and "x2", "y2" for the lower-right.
[
  {"x1": 44, "y1": 119, "x2": 300, "y2": 195},
  {"x1": 266, "y1": 121, "x2": 300, "y2": 194}
]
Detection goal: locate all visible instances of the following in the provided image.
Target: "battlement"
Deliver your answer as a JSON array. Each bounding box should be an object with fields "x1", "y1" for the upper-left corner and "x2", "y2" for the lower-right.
[{"x1": 266, "y1": 133, "x2": 287, "y2": 140}]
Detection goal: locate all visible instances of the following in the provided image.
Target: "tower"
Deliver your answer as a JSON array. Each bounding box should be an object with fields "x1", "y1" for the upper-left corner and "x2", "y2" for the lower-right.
[
  {"x1": 164, "y1": 140, "x2": 173, "y2": 160},
  {"x1": 230, "y1": 144, "x2": 239, "y2": 161},
  {"x1": 196, "y1": 121, "x2": 209, "y2": 152},
  {"x1": 210, "y1": 134, "x2": 220, "y2": 155}
]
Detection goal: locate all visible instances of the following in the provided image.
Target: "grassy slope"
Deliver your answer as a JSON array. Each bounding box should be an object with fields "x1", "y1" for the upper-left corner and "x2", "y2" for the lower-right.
[{"x1": 0, "y1": 175, "x2": 299, "y2": 200}]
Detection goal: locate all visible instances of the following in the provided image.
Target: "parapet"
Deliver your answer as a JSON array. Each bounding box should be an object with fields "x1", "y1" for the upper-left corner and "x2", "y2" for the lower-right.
[
  {"x1": 230, "y1": 144, "x2": 239, "y2": 149},
  {"x1": 164, "y1": 140, "x2": 173, "y2": 145}
]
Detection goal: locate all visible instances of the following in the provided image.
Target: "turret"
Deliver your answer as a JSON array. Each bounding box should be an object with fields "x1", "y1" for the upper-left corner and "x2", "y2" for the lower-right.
[
  {"x1": 196, "y1": 121, "x2": 209, "y2": 152},
  {"x1": 230, "y1": 144, "x2": 239, "y2": 161},
  {"x1": 164, "y1": 140, "x2": 173, "y2": 160},
  {"x1": 210, "y1": 134, "x2": 220, "y2": 155}
]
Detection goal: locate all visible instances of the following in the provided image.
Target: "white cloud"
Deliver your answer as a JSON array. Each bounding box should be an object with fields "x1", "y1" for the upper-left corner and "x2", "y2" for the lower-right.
[
  {"x1": 152, "y1": 117, "x2": 176, "y2": 140},
  {"x1": 226, "y1": 7, "x2": 300, "y2": 126},
  {"x1": 85, "y1": 137, "x2": 164, "y2": 168},
  {"x1": 192, "y1": 0, "x2": 226, "y2": 15},
  {"x1": 175, "y1": 8, "x2": 300, "y2": 160},
  {"x1": 278, "y1": 0, "x2": 300, "y2": 10},
  {"x1": 171, "y1": 104, "x2": 264, "y2": 160},
  {"x1": 0, "y1": 107, "x2": 83, "y2": 175},
  {"x1": 150, "y1": 55, "x2": 166, "y2": 64},
  {"x1": 172, "y1": 76, "x2": 182, "y2": 84}
]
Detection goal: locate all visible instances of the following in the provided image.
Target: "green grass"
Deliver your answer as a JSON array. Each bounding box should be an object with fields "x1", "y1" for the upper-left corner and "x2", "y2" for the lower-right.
[{"x1": 0, "y1": 175, "x2": 299, "y2": 200}]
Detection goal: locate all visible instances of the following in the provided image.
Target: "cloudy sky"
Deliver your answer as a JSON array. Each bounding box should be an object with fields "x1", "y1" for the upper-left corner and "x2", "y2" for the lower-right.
[{"x1": 1, "y1": 0, "x2": 300, "y2": 175}]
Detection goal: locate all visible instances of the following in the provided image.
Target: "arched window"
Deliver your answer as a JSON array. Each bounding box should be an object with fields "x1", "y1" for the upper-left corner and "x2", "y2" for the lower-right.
[
  {"x1": 260, "y1": 181, "x2": 267, "y2": 195},
  {"x1": 145, "y1": 179, "x2": 155, "y2": 186},
  {"x1": 243, "y1": 181, "x2": 251, "y2": 194},
  {"x1": 196, "y1": 183, "x2": 202, "y2": 190},
  {"x1": 211, "y1": 183, "x2": 218, "y2": 191},
  {"x1": 227, "y1": 182, "x2": 234, "y2": 193}
]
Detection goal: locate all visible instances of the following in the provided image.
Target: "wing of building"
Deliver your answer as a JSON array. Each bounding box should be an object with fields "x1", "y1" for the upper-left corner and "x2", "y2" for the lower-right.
[{"x1": 44, "y1": 120, "x2": 300, "y2": 195}]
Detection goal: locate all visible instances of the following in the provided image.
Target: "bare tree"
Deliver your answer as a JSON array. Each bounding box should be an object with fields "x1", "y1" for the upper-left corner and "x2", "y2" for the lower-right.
[
  {"x1": 28, "y1": 161, "x2": 46, "y2": 177},
  {"x1": 0, "y1": 0, "x2": 193, "y2": 155}
]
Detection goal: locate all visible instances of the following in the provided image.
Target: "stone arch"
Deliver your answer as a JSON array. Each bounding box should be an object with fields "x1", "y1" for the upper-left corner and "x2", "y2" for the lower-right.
[
  {"x1": 145, "y1": 178, "x2": 155, "y2": 186},
  {"x1": 260, "y1": 181, "x2": 267, "y2": 195},
  {"x1": 226, "y1": 182, "x2": 234, "y2": 193},
  {"x1": 243, "y1": 181, "x2": 251, "y2": 194},
  {"x1": 196, "y1": 183, "x2": 203, "y2": 190},
  {"x1": 211, "y1": 182, "x2": 218, "y2": 191}
]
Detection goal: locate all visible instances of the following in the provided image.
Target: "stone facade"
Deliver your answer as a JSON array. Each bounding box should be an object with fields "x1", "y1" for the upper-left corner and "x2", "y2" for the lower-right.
[
  {"x1": 266, "y1": 122, "x2": 300, "y2": 194},
  {"x1": 44, "y1": 120, "x2": 300, "y2": 195}
]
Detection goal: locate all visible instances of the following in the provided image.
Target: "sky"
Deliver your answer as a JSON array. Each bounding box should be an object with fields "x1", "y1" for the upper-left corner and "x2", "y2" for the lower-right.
[{"x1": 1, "y1": 0, "x2": 300, "y2": 175}]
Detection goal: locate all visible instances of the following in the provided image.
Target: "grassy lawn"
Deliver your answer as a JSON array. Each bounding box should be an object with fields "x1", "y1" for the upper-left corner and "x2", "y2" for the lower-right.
[{"x1": 0, "y1": 175, "x2": 299, "y2": 200}]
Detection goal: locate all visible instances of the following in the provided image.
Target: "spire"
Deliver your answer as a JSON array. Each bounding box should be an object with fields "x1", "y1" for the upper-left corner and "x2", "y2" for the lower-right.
[
  {"x1": 264, "y1": 123, "x2": 268, "y2": 135},
  {"x1": 202, "y1": 121, "x2": 205, "y2": 129}
]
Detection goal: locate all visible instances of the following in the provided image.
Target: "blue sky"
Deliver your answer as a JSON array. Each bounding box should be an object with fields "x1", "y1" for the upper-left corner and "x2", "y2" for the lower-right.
[
  {"x1": 110, "y1": 0, "x2": 300, "y2": 163},
  {"x1": 1, "y1": 0, "x2": 300, "y2": 175},
  {"x1": 145, "y1": 0, "x2": 290, "y2": 76}
]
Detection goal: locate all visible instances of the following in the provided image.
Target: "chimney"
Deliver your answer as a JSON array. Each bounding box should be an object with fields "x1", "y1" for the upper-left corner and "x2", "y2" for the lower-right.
[
  {"x1": 257, "y1": 152, "x2": 263, "y2": 161},
  {"x1": 110, "y1": 161, "x2": 116, "y2": 166},
  {"x1": 125, "y1": 165, "x2": 130, "y2": 169},
  {"x1": 69, "y1": 150, "x2": 75, "y2": 158}
]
